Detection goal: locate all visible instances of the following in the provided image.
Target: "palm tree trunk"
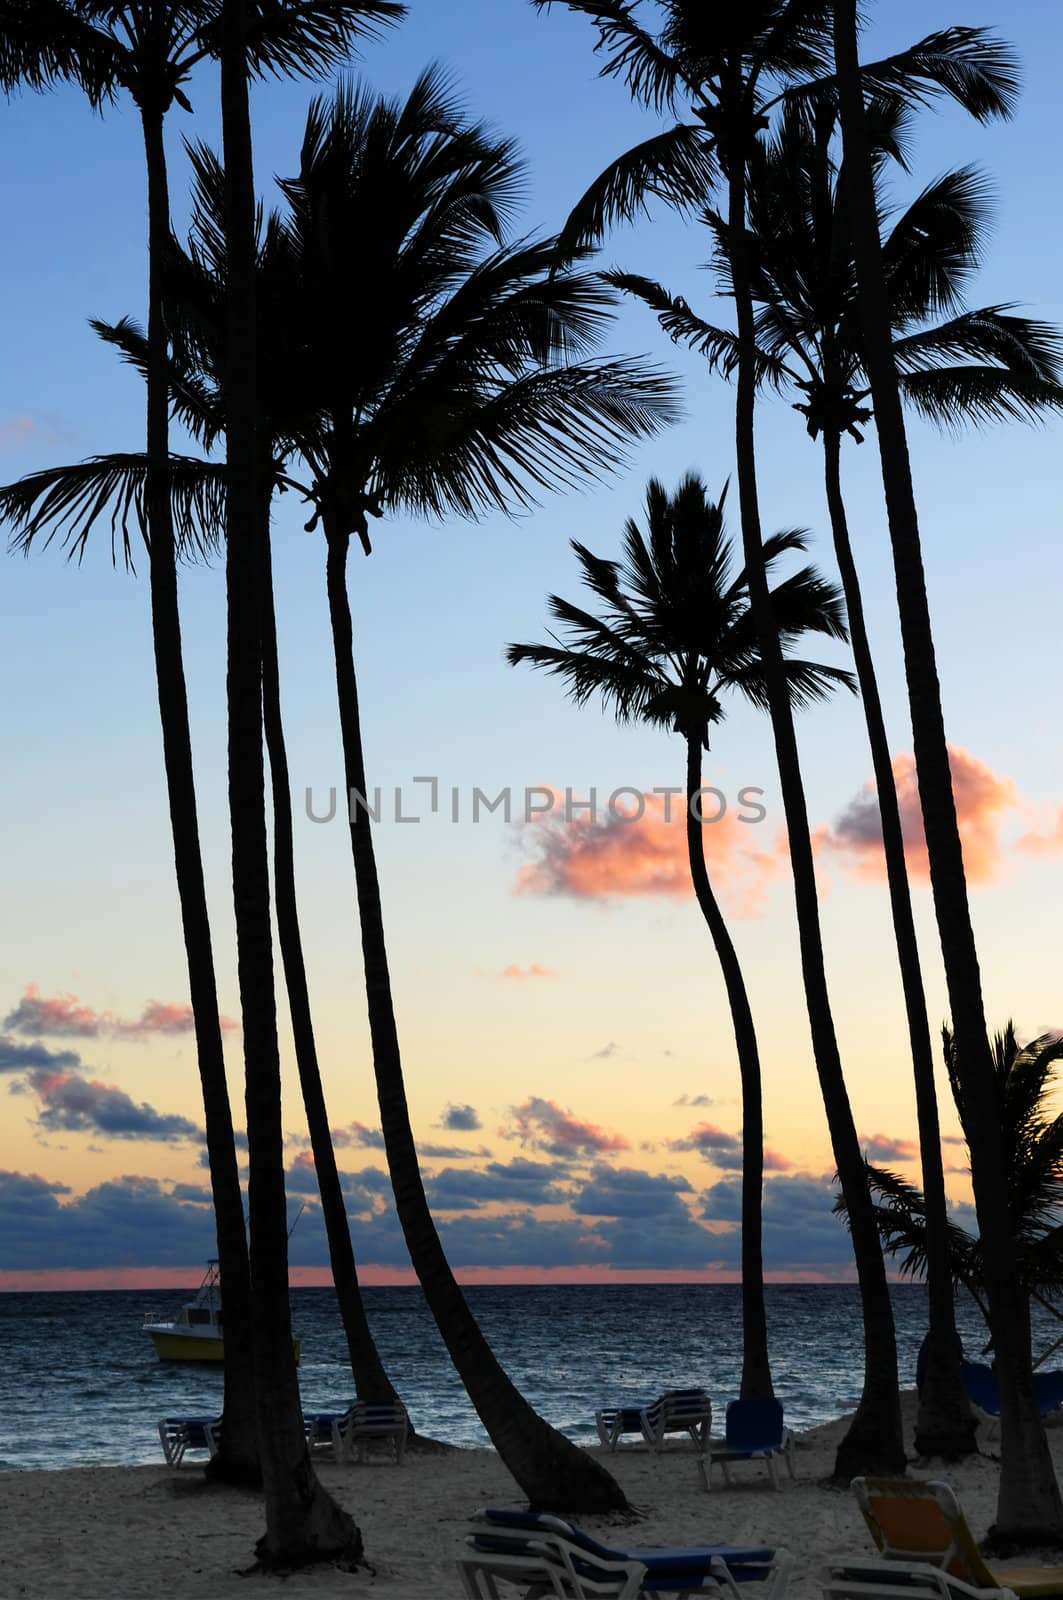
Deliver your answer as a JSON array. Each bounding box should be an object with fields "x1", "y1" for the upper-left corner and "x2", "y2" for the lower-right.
[
  {"x1": 685, "y1": 734, "x2": 772, "y2": 1399},
  {"x1": 219, "y1": 0, "x2": 361, "y2": 1566},
  {"x1": 725, "y1": 134, "x2": 904, "y2": 1479},
  {"x1": 139, "y1": 100, "x2": 258, "y2": 1483},
  {"x1": 823, "y1": 428, "x2": 974, "y2": 1458},
  {"x1": 831, "y1": 0, "x2": 1062, "y2": 1536},
  {"x1": 324, "y1": 520, "x2": 626, "y2": 1512},
  {"x1": 259, "y1": 509, "x2": 405, "y2": 1408}
]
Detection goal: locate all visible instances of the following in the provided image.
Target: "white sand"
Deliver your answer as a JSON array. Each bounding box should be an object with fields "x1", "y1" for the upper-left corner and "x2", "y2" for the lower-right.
[{"x1": 0, "y1": 1393, "x2": 1047, "y2": 1599}]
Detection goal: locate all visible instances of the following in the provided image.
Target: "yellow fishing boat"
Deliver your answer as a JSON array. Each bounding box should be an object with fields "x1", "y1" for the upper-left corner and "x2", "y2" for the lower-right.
[{"x1": 143, "y1": 1260, "x2": 301, "y2": 1363}]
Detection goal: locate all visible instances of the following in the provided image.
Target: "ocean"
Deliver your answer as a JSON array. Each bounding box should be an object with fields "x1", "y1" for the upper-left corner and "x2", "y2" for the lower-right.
[{"x1": 0, "y1": 1283, "x2": 1038, "y2": 1472}]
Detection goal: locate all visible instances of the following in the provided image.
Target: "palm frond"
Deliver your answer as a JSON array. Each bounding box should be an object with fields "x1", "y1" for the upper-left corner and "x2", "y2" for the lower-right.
[
  {"x1": 603, "y1": 268, "x2": 791, "y2": 388},
  {"x1": 832, "y1": 27, "x2": 1020, "y2": 124},
  {"x1": 555, "y1": 122, "x2": 717, "y2": 258},
  {"x1": 530, "y1": 0, "x2": 688, "y2": 112},
  {"x1": 195, "y1": 0, "x2": 404, "y2": 80},
  {"x1": 0, "y1": 0, "x2": 121, "y2": 105},
  {"x1": 0, "y1": 453, "x2": 225, "y2": 569}
]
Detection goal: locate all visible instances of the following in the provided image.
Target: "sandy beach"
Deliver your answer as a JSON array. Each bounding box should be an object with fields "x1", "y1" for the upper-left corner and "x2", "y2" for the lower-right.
[{"x1": 1, "y1": 1392, "x2": 1050, "y2": 1600}]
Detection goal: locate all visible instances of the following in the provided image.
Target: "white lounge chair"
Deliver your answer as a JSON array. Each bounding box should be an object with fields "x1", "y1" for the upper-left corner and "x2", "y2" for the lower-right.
[
  {"x1": 821, "y1": 1558, "x2": 1018, "y2": 1600},
  {"x1": 158, "y1": 1415, "x2": 221, "y2": 1468},
  {"x1": 321, "y1": 1398, "x2": 408, "y2": 1464},
  {"x1": 640, "y1": 1389, "x2": 713, "y2": 1452},
  {"x1": 462, "y1": 1509, "x2": 793, "y2": 1599}
]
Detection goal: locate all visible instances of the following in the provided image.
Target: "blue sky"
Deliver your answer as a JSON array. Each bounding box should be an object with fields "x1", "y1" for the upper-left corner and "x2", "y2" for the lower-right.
[{"x1": 0, "y1": 0, "x2": 1060, "y2": 1285}]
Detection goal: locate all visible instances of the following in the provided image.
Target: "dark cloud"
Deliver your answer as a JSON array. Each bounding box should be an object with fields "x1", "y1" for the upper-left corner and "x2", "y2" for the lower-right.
[
  {"x1": 417, "y1": 1142, "x2": 492, "y2": 1159},
  {"x1": 331, "y1": 1122, "x2": 387, "y2": 1150},
  {"x1": 425, "y1": 1158, "x2": 570, "y2": 1212},
  {"x1": 590, "y1": 1042, "x2": 619, "y2": 1060},
  {"x1": 170, "y1": 1183, "x2": 213, "y2": 1204},
  {"x1": 0, "y1": 1173, "x2": 217, "y2": 1270},
  {"x1": 285, "y1": 1152, "x2": 392, "y2": 1213},
  {"x1": 21, "y1": 1070, "x2": 201, "y2": 1143},
  {"x1": 439, "y1": 1103, "x2": 482, "y2": 1132},
  {"x1": 701, "y1": 1174, "x2": 853, "y2": 1269},
  {"x1": 673, "y1": 1093, "x2": 712, "y2": 1108},
  {"x1": 0, "y1": 1035, "x2": 81, "y2": 1074},
  {"x1": 571, "y1": 1166, "x2": 693, "y2": 1219},
  {"x1": 506, "y1": 1096, "x2": 629, "y2": 1158}
]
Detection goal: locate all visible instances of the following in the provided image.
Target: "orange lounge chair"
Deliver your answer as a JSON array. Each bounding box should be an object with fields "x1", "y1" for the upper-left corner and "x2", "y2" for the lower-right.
[{"x1": 852, "y1": 1476, "x2": 1063, "y2": 1600}]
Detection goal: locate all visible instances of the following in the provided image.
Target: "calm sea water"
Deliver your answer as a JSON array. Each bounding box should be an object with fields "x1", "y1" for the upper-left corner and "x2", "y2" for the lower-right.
[{"x1": 0, "y1": 1283, "x2": 1043, "y2": 1471}]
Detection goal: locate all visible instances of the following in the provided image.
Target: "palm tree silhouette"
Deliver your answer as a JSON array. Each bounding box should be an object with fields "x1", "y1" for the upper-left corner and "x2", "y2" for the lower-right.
[
  {"x1": 607, "y1": 97, "x2": 1063, "y2": 1454},
  {"x1": 0, "y1": 0, "x2": 399, "y2": 1487},
  {"x1": 218, "y1": 0, "x2": 362, "y2": 1562},
  {"x1": 830, "y1": 0, "x2": 1063, "y2": 1537},
  {"x1": 276, "y1": 68, "x2": 679, "y2": 1513},
  {"x1": 508, "y1": 472, "x2": 855, "y2": 1401},
  {"x1": 840, "y1": 1025, "x2": 1063, "y2": 1341},
  {"x1": 532, "y1": 0, "x2": 1023, "y2": 1485},
  {"x1": 1, "y1": 65, "x2": 678, "y2": 1510}
]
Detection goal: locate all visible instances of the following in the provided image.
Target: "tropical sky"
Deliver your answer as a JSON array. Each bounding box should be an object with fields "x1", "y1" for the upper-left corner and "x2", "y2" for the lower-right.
[{"x1": 1, "y1": 0, "x2": 1061, "y2": 1290}]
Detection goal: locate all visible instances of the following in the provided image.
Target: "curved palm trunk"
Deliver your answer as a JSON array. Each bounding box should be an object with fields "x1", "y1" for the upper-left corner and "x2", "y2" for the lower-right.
[
  {"x1": 219, "y1": 1, "x2": 361, "y2": 1566},
  {"x1": 140, "y1": 102, "x2": 258, "y2": 1483},
  {"x1": 685, "y1": 735, "x2": 772, "y2": 1398},
  {"x1": 832, "y1": 0, "x2": 1062, "y2": 1536},
  {"x1": 324, "y1": 522, "x2": 626, "y2": 1512},
  {"x1": 259, "y1": 514, "x2": 404, "y2": 1409},
  {"x1": 823, "y1": 430, "x2": 974, "y2": 1458},
  {"x1": 725, "y1": 138, "x2": 904, "y2": 1478}
]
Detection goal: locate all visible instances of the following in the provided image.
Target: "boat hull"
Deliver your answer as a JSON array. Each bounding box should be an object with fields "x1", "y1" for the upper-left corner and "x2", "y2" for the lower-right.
[{"x1": 147, "y1": 1329, "x2": 301, "y2": 1364}]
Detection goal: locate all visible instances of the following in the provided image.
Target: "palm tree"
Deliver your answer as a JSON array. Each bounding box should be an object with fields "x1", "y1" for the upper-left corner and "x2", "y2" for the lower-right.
[
  {"x1": 608, "y1": 99, "x2": 1063, "y2": 1455},
  {"x1": 159, "y1": 143, "x2": 409, "y2": 1415},
  {"x1": 277, "y1": 69, "x2": 679, "y2": 1512},
  {"x1": 531, "y1": 0, "x2": 1024, "y2": 1483},
  {"x1": 0, "y1": 0, "x2": 404, "y2": 1490},
  {"x1": 508, "y1": 472, "x2": 855, "y2": 1401},
  {"x1": 219, "y1": 0, "x2": 360, "y2": 1564},
  {"x1": 840, "y1": 1025, "x2": 1063, "y2": 1344},
  {"x1": 830, "y1": 0, "x2": 1063, "y2": 1539}
]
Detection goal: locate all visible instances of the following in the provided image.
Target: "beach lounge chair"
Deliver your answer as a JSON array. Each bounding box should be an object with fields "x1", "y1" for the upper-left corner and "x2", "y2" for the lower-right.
[
  {"x1": 304, "y1": 1399, "x2": 408, "y2": 1464},
  {"x1": 462, "y1": 1509, "x2": 793, "y2": 1598},
  {"x1": 697, "y1": 1399, "x2": 795, "y2": 1491},
  {"x1": 157, "y1": 1415, "x2": 221, "y2": 1468},
  {"x1": 959, "y1": 1363, "x2": 1001, "y2": 1439},
  {"x1": 853, "y1": 1476, "x2": 1063, "y2": 1599},
  {"x1": 596, "y1": 1405, "x2": 648, "y2": 1451},
  {"x1": 821, "y1": 1556, "x2": 1018, "y2": 1600},
  {"x1": 596, "y1": 1389, "x2": 711, "y2": 1453}
]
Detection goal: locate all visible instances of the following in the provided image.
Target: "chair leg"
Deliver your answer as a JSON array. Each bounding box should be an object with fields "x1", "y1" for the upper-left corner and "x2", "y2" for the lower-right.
[
  {"x1": 767, "y1": 1453, "x2": 779, "y2": 1491},
  {"x1": 696, "y1": 1456, "x2": 710, "y2": 1492}
]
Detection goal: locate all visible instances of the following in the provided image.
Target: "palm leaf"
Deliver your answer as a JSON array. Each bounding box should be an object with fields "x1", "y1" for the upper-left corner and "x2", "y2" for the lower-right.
[
  {"x1": 0, "y1": 453, "x2": 225, "y2": 569},
  {"x1": 555, "y1": 122, "x2": 717, "y2": 258}
]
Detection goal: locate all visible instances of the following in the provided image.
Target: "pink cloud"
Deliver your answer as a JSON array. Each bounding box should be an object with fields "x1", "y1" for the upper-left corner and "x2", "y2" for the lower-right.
[
  {"x1": 815, "y1": 745, "x2": 1016, "y2": 886},
  {"x1": 861, "y1": 1131, "x2": 920, "y2": 1163},
  {"x1": 4, "y1": 986, "x2": 237, "y2": 1040},
  {"x1": 516, "y1": 791, "x2": 783, "y2": 916},
  {"x1": 500, "y1": 963, "x2": 557, "y2": 981},
  {"x1": 1016, "y1": 808, "x2": 1063, "y2": 859},
  {"x1": 507, "y1": 1096, "x2": 629, "y2": 1158},
  {"x1": 0, "y1": 414, "x2": 35, "y2": 453}
]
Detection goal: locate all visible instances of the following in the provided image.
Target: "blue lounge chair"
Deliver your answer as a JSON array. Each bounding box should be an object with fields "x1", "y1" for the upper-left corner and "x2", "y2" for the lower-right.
[
  {"x1": 1034, "y1": 1369, "x2": 1063, "y2": 1417},
  {"x1": 462, "y1": 1509, "x2": 792, "y2": 1598},
  {"x1": 698, "y1": 1399, "x2": 795, "y2": 1491},
  {"x1": 158, "y1": 1415, "x2": 221, "y2": 1467}
]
